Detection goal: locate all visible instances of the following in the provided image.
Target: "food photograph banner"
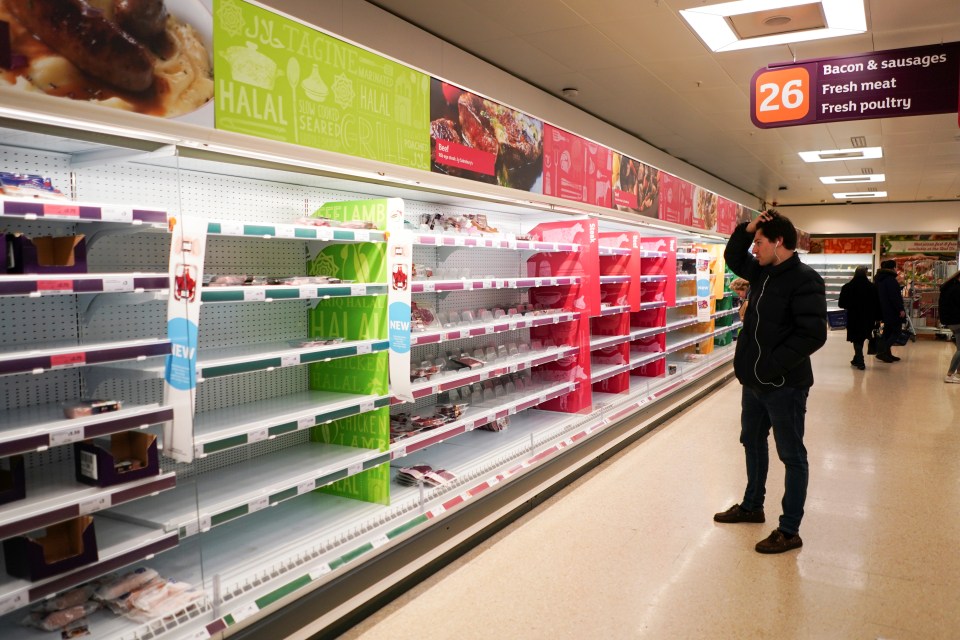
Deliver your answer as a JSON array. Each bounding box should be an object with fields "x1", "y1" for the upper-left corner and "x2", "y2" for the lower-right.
[
  {"x1": 0, "y1": 0, "x2": 215, "y2": 123},
  {"x1": 214, "y1": 0, "x2": 430, "y2": 169},
  {"x1": 429, "y1": 79, "x2": 543, "y2": 191},
  {"x1": 542, "y1": 125, "x2": 612, "y2": 208},
  {"x1": 612, "y1": 154, "x2": 659, "y2": 218}
]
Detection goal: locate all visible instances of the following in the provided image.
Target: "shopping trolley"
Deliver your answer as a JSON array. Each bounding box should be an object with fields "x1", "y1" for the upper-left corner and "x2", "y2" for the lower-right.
[{"x1": 896, "y1": 300, "x2": 917, "y2": 345}]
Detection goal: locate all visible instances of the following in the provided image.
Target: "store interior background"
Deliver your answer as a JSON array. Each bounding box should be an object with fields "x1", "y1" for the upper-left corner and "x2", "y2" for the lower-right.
[{"x1": 267, "y1": 0, "x2": 959, "y2": 234}]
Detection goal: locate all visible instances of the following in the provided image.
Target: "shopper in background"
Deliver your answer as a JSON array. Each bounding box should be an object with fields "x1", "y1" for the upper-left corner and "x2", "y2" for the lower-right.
[
  {"x1": 940, "y1": 270, "x2": 960, "y2": 383},
  {"x1": 730, "y1": 277, "x2": 750, "y2": 321},
  {"x1": 716, "y1": 210, "x2": 827, "y2": 554},
  {"x1": 838, "y1": 266, "x2": 881, "y2": 371},
  {"x1": 874, "y1": 260, "x2": 905, "y2": 363}
]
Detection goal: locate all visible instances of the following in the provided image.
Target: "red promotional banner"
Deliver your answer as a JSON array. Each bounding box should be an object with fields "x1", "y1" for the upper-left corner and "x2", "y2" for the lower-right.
[
  {"x1": 543, "y1": 125, "x2": 613, "y2": 208},
  {"x1": 811, "y1": 237, "x2": 874, "y2": 254},
  {"x1": 658, "y1": 173, "x2": 693, "y2": 226},
  {"x1": 716, "y1": 198, "x2": 739, "y2": 235}
]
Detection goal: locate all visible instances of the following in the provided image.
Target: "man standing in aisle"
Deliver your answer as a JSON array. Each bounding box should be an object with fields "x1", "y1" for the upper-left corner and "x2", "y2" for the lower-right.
[
  {"x1": 714, "y1": 210, "x2": 827, "y2": 554},
  {"x1": 874, "y1": 259, "x2": 905, "y2": 363}
]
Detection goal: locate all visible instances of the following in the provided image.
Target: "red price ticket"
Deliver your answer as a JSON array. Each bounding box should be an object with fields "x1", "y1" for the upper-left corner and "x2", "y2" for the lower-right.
[
  {"x1": 38, "y1": 280, "x2": 74, "y2": 292},
  {"x1": 50, "y1": 352, "x2": 87, "y2": 368},
  {"x1": 43, "y1": 203, "x2": 81, "y2": 217}
]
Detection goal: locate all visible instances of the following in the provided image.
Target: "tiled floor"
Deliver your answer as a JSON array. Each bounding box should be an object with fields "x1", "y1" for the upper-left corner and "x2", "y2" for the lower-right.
[{"x1": 343, "y1": 332, "x2": 960, "y2": 639}]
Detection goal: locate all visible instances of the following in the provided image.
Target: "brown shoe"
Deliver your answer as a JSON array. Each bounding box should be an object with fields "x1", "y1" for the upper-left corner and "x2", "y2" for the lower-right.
[
  {"x1": 755, "y1": 529, "x2": 803, "y2": 554},
  {"x1": 713, "y1": 504, "x2": 765, "y2": 523}
]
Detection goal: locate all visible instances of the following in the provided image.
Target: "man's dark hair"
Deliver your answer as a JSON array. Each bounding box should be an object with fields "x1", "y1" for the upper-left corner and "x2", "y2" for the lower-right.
[{"x1": 755, "y1": 209, "x2": 797, "y2": 250}]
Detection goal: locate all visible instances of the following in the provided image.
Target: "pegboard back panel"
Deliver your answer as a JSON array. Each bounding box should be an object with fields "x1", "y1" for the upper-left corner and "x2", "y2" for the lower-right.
[
  {"x1": 89, "y1": 376, "x2": 166, "y2": 413},
  {"x1": 202, "y1": 237, "x2": 307, "y2": 278},
  {"x1": 195, "y1": 367, "x2": 307, "y2": 414},
  {"x1": 198, "y1": 301, "x2": 310, "y2": 350},
  {"x1": 0, "y1": 370, "x2": 81, "y2": 413},
  {"x1": 81, "y1": 298, "x2": 167, "y2": 344}
]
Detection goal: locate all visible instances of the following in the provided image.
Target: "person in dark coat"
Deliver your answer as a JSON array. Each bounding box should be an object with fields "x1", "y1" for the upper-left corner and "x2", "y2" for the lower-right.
[
  {"x1": 838, "y1": 266, "x2": 881, "y2": 370},
  {"x1": 714, "y1": 210, "x2": 827, "y2": 555},
  {"x1": 874, "y1": 260, "x2": 905, "y2": 363},
  {"x1": 940, "y1": 270, "x2": 960, "y2": 383}
]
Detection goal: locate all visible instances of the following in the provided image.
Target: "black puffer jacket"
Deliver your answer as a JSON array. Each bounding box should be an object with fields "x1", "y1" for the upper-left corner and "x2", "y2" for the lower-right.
[
  {"x1": 838, "y1": 273, "x2": 880, "y2": 342},
  {"x1": 724, "y1": 223, "x2": 827, "y2": 391},
  {"x1": 874, "y1": 268, "x2": 904, "y2": 325},
  {"x1": 941, "y1": 275, "x2": 960, "y2": 326}
]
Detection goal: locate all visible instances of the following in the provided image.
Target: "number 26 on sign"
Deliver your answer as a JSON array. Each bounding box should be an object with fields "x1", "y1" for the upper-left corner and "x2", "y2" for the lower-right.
[{"x1": 754, "y1": 67, "x2": 810, "y2": 125}]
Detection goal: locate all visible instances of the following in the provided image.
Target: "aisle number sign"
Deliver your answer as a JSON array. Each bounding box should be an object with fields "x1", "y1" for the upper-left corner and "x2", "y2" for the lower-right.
[{"x1": 750, "y1": 42, "x2": 960, "y2": 128}]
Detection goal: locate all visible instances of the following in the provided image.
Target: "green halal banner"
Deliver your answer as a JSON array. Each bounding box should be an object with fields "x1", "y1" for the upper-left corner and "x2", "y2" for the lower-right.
[{"x1": 213, "y1": 0, "x2": 430, "y2": 169}]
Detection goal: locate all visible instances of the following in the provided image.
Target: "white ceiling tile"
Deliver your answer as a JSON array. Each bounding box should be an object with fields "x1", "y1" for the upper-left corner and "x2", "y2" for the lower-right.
[
  {"x1": 484, "y1": 0, "x2": 587, "y2": 35},
  {"x1": 522, "y1": 26, "x2": 632, "y2": 71}
]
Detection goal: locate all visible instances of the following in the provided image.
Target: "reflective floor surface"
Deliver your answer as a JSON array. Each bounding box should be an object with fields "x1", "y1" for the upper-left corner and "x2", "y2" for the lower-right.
[{"x1": 343, "y1": 332, "x2": 960, "y2": 639}]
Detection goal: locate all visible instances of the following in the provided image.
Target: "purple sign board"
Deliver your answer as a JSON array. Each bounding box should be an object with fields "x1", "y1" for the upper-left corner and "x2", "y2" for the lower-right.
[{"x1": 750, "y1": 42, "x2": 960, "y2": 128}]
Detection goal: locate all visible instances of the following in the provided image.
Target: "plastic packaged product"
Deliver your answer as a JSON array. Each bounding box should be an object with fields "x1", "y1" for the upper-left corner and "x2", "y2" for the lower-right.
[
  {"x1": 492, "y1": 308, "x2": 506, "y2": 319},
  {"x1": 338, "y1": 219, "x2": 377, "y2": 230},
  {"x1": 294, "y1": 216, "x2": 334, "y2": 227},
  {"x1": 37, "y1": 584, "x2": 97, "y2": 612},
  {"x1": 460, "y1": 309, "x2": 475, "y2": 323},
  {"x1": 96, "y1": 567, "x2": 159, "y2": 602},
  {"x1": 0, "y1": 172, "x2": 66, "y2": 199},
  {"x1": 63, "y1": 399, "x2": 122, "y2": 419},
  {"x1": 205, "y1": 274, "x2": 249, "y2": 287},
  {"x1": 478, "y1": 308, "x2": 494, "y2": 322},
  {"x1": 485, "y1": 346, "x2": 498, "y2": 361},
  {"x1": 507, "y1": 343, "x2": 519, "y2": 357},
  {"x1": 291, "y1": 338, "x2": 344, "y2": 348},
  {"x1": 22, "y1": 601, "x2": 99, "y2": 632},
  {"x1": 423, "y1": 468, "x2": 457, "y2": 487},
  {"x1": 411, "y1": 302, "x2": 440, "y2": 332},
  {"x1": 497, "y1": 344, "x2": 509, "y2": 359}
]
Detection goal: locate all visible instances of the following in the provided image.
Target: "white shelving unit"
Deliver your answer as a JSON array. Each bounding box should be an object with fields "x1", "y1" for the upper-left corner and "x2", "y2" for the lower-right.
[{"x1": 0, "y1": 102, "x2": 741, "y2": 640}]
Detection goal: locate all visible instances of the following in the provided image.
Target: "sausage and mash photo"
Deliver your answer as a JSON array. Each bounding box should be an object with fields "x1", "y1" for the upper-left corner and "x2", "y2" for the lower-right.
[{"x1": 0, "y1": 0, "x2": 213, "y2": 118}]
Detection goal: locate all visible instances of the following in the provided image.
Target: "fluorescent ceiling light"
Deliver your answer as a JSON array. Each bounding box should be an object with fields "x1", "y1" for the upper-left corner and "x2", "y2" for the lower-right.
[
  {"x1": 832, "y1": 191, "x2": 888, "y2": 199},
  {"x1": 798, "y1": 147, "x2": 883, "y2": 163},
  {"x1": 820, "y1": 174, "x2": 886, "y2": 184},
  {"x1": 680, "y1": 0, "x2": 866, "y2": 52}
]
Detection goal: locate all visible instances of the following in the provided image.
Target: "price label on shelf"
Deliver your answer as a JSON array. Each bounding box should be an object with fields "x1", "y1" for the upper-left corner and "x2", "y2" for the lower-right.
[
  {"x1": 38, "y1": 279, "x2": 74, "y2": 293},
  {"x1": 187, "y1": 629, "x2": 211, "y2": 640},
  {"x1": 421, "y1": 281, "x2": 435, "y2": 293},
  {"x1": 43, "y1": 203, "x2": 80, "y2": 218},
  {"x1": 220, "y1": 221, "x2": 244, "y2": 236},
  {"x1": 360, "y1": 400, "x2": 375, "y2": 414},
  {"x1": 431, "y1": 504, "x2": 446, "y2": 517},
  {"x1": 243, "y1": 289, "x2": 266, "y2": 302},
  {"x1": 281, "y1": 354, "x2": 300, "y2": 368},
  {"x1": 231, "y1": 602, "x2": 260, "y2": 624},
  {"x1": 0, "y1": 592, "x2": 27, "y2": 616},
  {"x1": 298, "y1": 480, "x2": 315, "y2": 495},
  {"x1": 350, "y1": 284, "x2": 366, "y2": 297},
  {"x1": 297, "y1": 416, "x2": 315, "y2": 430},
  {"x1": 356, "y1": 343, "x2": 372, "y2": 355},
  {"x1": 371, "y1": 534, "x2": 390, "y2": 549},
  {"x1": 309, "y1": 564, "x2": 332, "y2": 581},
  {"x1": 508, "y1": 364, "x2": 518, "y2": 374},
  {"x1": 453, "y1": 237, "x2": 465, "y2": 246},
  {"x1": 393, "y1": 446, "x2": 406, "y2": 459},
  {"x1": 102, "y1": 276, "x2": 134, "y2": 293},
  {"x1": 484, "y1": 326, "x2": 494, "y2": 335},
  {"x1": 248, "y1": 428, "x2": 268, "y2": 443},
  {"x1": 100, "y1": 207, "x2": 133, "y2": 223},
  {"x1": 299, "y1": 286, "x2": 318, "y2": 299},
  {"x1": 50, "y1": 427, "x2": 84, "y2": 447},
  {"x1": 249, "y1": 495, "x2": 269, "y2": 514},
  {"x1": 79, "y1": 494, "x2": 110, "y2": 515},
  {"x1": 353, "y1": 230, "x2": 371, "y2": 242},
  {"x1": 275, "y1": 225, "x2": 296, "y2": 238},
  {"x1": 347, "y1": 462, "x2": 364, "y2": 476},
  {"x1": 199, "y1": 514, "x2": 212, "y2": 532},
  {"x1": 51, "y1": 353, "x2": 87, "y2": 370}
]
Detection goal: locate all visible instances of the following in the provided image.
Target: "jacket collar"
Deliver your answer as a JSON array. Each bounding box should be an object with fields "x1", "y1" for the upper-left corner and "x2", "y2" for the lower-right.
[{"x1": 765, "y1": 252, "x2": 800, "y2": 276}]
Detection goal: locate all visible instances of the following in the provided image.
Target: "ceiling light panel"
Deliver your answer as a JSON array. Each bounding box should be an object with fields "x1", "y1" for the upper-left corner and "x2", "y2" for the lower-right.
[
  {"x1": 819, "y1": 174, "x2": 886, "y2": 184},
  {"x1": 832, "y1": 191, "x2": 888, "y2": 199},
  {"x1": 680, "y1": 0, "x2": 866, "y2": 52},
  {"x1": 799, "y1": 146, "x2": 883, "y2": 162}
]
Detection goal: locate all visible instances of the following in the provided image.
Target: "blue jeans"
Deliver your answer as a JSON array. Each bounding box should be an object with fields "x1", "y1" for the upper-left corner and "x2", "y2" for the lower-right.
[{"x1": 740, "y1": 386, "x2": 810, "y2": 535}]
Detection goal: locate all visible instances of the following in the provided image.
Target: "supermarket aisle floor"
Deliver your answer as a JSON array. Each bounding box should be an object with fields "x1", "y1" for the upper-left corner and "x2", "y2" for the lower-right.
[{"x1": 342, "y1": 332, "x2": 960, "y2": 640}]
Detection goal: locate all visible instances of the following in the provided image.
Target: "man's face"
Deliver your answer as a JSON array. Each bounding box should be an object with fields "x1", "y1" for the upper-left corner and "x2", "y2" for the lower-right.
[{"x1": 752, "y1": 231, "x2": 779, "y2": 266}]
